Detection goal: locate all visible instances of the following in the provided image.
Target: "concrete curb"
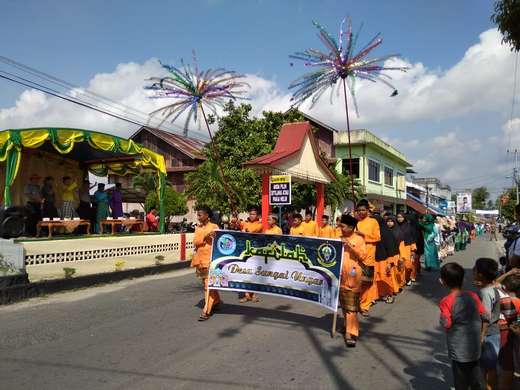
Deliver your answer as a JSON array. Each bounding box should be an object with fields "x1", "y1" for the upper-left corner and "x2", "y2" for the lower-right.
[{"x1": 0, "y1": 260, "x2": 191, "y2": 305}]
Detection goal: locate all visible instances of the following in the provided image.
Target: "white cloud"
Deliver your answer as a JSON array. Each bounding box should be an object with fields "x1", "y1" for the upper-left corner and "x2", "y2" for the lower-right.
[{"x1": 0, "y1": 27, "x2": 517, "y2": 196}]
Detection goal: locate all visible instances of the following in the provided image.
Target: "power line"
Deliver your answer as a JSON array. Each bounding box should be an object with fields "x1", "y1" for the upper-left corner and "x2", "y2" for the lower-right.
[{"x1": 0, "y1": 56, "x2": 210, "y2": 141}]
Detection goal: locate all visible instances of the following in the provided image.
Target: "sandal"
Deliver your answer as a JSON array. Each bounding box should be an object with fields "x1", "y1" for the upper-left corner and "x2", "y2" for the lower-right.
[
  {"x1": 198, "y1": 313, "x2": 211, "y2": 321},
  {"x1": 344, "y1": 336, "x2": 356, "y2": 348},
  {"x1": 385, "y1": 296, "x2": 395, "y2": 304}
]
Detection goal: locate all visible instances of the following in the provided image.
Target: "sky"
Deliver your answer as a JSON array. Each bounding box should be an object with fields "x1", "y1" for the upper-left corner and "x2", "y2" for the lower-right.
[{"x1": 0, "y1": 0, "x2": 518, "y2": 200}]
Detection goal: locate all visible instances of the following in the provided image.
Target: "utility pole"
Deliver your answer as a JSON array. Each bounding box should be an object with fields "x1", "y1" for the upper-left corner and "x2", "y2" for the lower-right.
[{"x1": 426, "y1": 185, "x2": 430, "y2": 214}]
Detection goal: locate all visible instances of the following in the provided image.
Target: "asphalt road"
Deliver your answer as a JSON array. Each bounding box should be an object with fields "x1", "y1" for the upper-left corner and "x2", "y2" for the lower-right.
[{"x1": 0, "y1": 237, "x2": 501, "y2": 390}]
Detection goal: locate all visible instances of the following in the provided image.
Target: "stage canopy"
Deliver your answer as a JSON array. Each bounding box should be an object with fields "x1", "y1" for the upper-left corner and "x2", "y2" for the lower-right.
[{"x1": 0, "y1": 128, "x2": 167, "y2": 233}]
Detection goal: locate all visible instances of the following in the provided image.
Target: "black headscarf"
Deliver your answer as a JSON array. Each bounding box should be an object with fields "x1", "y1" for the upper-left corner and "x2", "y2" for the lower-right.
[
  {"x1": 396, "y1": 213, "x2": 416, "y2": 246},
  {"x1": 374, "y1": 214, "x2": 399, "y2": 260},
  {"x1": 406, "y1": 213, "x2": 424, "y2": 255}
]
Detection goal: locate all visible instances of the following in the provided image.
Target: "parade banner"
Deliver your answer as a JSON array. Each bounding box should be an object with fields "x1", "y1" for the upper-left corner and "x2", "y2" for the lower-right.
[{"x1": 208, "y1": 230, "x2": 343, "y2": 311}]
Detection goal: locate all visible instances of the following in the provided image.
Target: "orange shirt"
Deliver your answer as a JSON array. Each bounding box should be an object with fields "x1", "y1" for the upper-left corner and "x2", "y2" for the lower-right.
[
  {"x1": 290, "y1": 224, "x2": 306, "y2": 236},
  {"x1": 241, "y1": 219, "x2": 263, "y2": 233},
  {"x1": 318, "y1": 225, "x2": 336, "y2": 238},
  {"x1": 191, "y1": 222, "x2": 219, "y2": 269},
  {"x1": 340, "y1": 233, "x2": 366, "y2": 292},
  {"x1": 265, "y1": 225, "x2": 283, "y2": 235},
  {"x1": 356, "y1": 217, "x2": 380, "y2": 266},
  {"x1": 302, "y1": 220, "x2": 318, "y2": 237},
  {"x1": 334, "y1": 227, "x2": 342, "y2": 238}
]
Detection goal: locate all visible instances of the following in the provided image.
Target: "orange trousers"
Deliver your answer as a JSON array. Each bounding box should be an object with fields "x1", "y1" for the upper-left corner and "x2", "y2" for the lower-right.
[
  {"x1": 203, "y1": 277, "x2": 220, "y2": 315},
  {"x1": 360, "y1": 282, "x2": 377, "y2": 311},
  {"x1": 343, "y1": 311, "x2": 359, "y2": 337},
  {"x1": 375, "y1": 260, "x2": 394, "y2": 297},
  {"x1": 411, "y1": 254, "x2": 420, "y2": 280}
]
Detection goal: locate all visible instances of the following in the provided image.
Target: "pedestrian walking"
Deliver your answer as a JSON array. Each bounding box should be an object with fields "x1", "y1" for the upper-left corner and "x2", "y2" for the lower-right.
[
  {"x1": 439, "y1": 262, "x2": 487, "y2": 390},
  {"x1": 191, "y1": 205, "x2": 220, "y2": 321}
]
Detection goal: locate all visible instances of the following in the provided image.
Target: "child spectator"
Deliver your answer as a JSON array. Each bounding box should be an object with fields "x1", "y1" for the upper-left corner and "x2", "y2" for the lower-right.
[
  {"x1": 439, "y1": 262, "x2": 487, "y2": 389},
  {"x1": 474, "y1": 258, "x2": 501, "y2": 389},
  {"x1": 500, "y1": 273, "x2": 520, "y2": 388}
]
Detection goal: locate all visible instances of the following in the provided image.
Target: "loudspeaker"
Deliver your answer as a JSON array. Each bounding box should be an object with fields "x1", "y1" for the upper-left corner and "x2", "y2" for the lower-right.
[{"x1": 0, "y1": 207, "x2": 26, "y2": 238}]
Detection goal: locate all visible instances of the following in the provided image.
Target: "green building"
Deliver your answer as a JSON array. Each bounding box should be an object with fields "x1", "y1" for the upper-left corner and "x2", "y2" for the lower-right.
[{"x1": 334, "y1": 129, "x2": 412, "y2": 212}]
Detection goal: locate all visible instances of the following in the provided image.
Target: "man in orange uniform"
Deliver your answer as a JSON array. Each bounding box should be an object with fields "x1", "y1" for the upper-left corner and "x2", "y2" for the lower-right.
[
  {"x1": 190, "y1": 205, "x2": 220, "y2": 321},
  {"x1": 338, "y1": 213, "x2": 366, "y2": 347},
  {"x1": 290, "y1": 213, "x2": 306, "y2": 236},
  {"x1": 302, "y1": 210, "x2": 318, "y2": 237},
  {"x1": 265, "y1": 214, "x2": 283, "y2": 235},
  {"x1": 318, "y1": 215, "x2": 336, "y2": 238},
  {"x1": 355, "y1": 199, "x2": 381, "y2": 314},
  {"x1": 240, "y1": 206, "x2": 263, "y2": 303}
]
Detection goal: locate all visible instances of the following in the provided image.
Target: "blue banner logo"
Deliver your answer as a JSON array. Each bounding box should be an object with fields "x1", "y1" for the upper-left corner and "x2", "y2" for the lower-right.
[{"x1": 217, "y1": 234, "x2": 237, "y2": 255}]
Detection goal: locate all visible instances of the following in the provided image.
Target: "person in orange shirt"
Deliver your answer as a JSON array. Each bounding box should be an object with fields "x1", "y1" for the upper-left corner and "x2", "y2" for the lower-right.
[
  {"x1": 338, "y1": 213, "x2": 366, "y2": 348},
  {"x1": 318, "y1": 215, "x2": 336, "y2": 238},
  {"x1": 289, "y1": 213, "x2": 306, "y2": 236},
  {"x1": 190, "y1": 205, "x2": 220, "y2": 321},
  {"x1": 302, "y1": 210, "x2": 318, "y2": 237},
  {"x1": 396, "y1": 213, "x2": 417, "y2": 286},
  {"x1": 355, "y1": 199, "x2": 381, "y2": 314},
  {"x1": 334, "y1": 216, "x2": 342, "y2": 238},
  {"x1": 241, "y1": 206, "x2": 263, "y2": 234},
  {"x1": 265, "y1": 214, "x2": 283, "y2": 235},
  {"x1": 240, "y1": 206, "x2": 263, "y2": 303}
]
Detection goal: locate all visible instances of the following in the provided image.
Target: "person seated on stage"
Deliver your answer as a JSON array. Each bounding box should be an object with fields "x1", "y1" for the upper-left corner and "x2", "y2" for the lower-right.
[
  {"x1": 338, "y1": 213, "x2": 366, "y2": 348},
  {"x1": 240, "y1": 205, "x2": 263, "y2": 303},
  {"x1": 302, "y1": 210, "x2": 318, "y2": 237},
  {"x1": 146, "y1": 207, "x2": 159, "y2": 232},
  {"x1": 241, "y1": 206, "x2": 263, "y2": 233},
  {"x1": 290, "y1": 213, "x2": 305, "y2": 236},
  {"x1": 265, "y1": 214, "x2": 282, "y2": 235},
  {"x1": 319, "y1": 215, "x2": 336, "y2": 238},
  {"x1": 60, "y1": 176, "x2": 78, "y2": 219},
  {"x1": 24, "y1": 174, "x2": 42, "y2": 236}
]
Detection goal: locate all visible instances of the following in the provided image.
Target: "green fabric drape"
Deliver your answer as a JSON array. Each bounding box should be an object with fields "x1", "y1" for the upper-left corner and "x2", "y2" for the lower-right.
[
  {"x1": 158, "y1": 173, "x2": 166, "y2": 233},
  {"x1": 4, "y1": 146, "x2": 21, "y2": 206}
]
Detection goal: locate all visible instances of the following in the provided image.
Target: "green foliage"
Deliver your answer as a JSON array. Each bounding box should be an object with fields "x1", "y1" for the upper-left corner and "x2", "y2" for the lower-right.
[
  {"x1": 145, "y1": 186, "x2": 188, "y2": 216},
  {"x1": 472, "y1": 186, "x2": 490, "y2": 210},
  {"x1": 132, "y1": 172, "x2": 158, "y2": 194},
  {"x1": 492, "y1": 0, "x2": 520, "y2": 51},
  {"x1": 63, "y1": 267, "x2": 76, "y2": 279},
  {"x1": 498, "y1": 188, "x2": 517, "y2": 221}
]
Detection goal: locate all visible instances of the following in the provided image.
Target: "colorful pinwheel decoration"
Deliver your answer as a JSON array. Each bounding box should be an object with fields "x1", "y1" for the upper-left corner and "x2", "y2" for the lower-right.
[
  {"x1": 146, "y1": 54, "x2": 249, "y2": 137},
  {"x1": 146, "y1": 53, "x2": 250, "y2": 210},
  {"x1": 289, "y1": 18, "x2": 407, "y2": 198}
]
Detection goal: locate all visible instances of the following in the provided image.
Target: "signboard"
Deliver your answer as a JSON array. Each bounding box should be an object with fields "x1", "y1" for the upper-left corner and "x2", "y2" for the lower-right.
[
  {"x1": 269, "y1": 175, "x2": 291, "y2": 205},
  {"x1": 439, "y1": 199, "x2": 448, "y2": 212},
  {"x1": 456, "y1": 192, "x2": 472, "y2": 213},
  {"x1": 208, "y1": 230, "x2": 343, "y2": 311}
]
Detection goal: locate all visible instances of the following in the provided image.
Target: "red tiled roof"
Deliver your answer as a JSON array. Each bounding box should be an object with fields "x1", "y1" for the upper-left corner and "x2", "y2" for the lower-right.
[
  {"x1": 245, "y1": 121, "x2": 336, "y2": 182},
  {"x1": 406, "y1": 197, "x2": 427, "y2": 214},
  {"x1": 246, "y1": 122, "x2": 310, "y2": 165},
  {"x1": 131, "y1": 126, "x2": 207, "y2": 160}
]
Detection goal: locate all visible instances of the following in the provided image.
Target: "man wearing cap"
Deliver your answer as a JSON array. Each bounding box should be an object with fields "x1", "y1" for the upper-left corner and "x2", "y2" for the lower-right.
[{"x1": 24, "y1": 174, "x2": 42, "y2": 236}]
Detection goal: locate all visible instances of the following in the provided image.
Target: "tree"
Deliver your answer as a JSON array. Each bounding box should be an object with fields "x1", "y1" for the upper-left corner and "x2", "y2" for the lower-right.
[
  {"x1": 145, "y1": 186, "x2": 188, "y2": 217},
  {"x1": 491, "y1": 0, "x2": 520, "y2": 51},
  {"x1": 472, "y1": 186, "x2": 489, "y2": 210},
  {"x1": 487, "y1": 200, "x2": 495, "y2": 209},
  {"x1": 498, "y1": 188, "x2": 517, "y2": 221},
  {"x1": 132, "y1": 172, "x2": 158, "y2": 194}
]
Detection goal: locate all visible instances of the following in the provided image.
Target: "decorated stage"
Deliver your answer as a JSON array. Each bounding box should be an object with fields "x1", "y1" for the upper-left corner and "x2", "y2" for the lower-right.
[{"x1": 15, "y1": 233, "x2": 194, "y2": 282}]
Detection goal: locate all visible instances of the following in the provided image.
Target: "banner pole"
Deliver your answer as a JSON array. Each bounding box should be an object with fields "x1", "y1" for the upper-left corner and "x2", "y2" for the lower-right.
[{"x1": 331, "y1": 310, "x2": 337, "y2": 338}]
